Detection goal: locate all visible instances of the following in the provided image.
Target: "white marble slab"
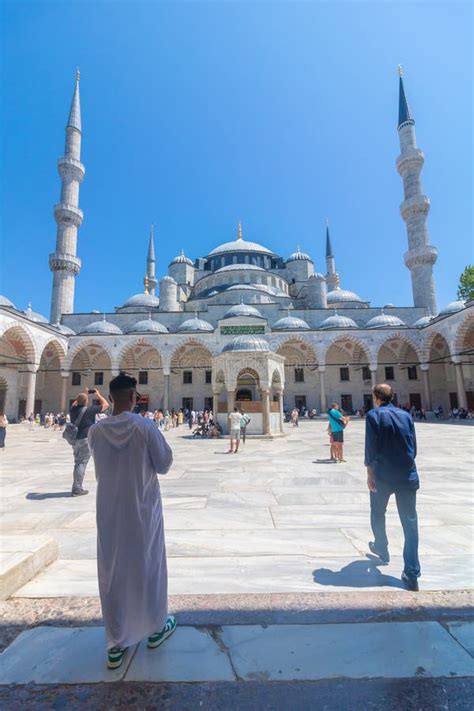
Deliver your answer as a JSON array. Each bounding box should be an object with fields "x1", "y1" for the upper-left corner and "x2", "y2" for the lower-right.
[
  {"x1": 0, "y1": 627, "x2": 136, "y2": 684},
  {"x1": 221, "y1": 622, "x2": 474, "y2": 680}
]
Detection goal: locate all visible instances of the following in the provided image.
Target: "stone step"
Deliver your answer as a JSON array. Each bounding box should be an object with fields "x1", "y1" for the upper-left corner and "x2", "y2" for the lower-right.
[
  {"x1": 0, "y1": 621, "x2": 473, "y2": 685},
  {"x1": 0, "y1": 535, "x2": 58, "y2": 600}
]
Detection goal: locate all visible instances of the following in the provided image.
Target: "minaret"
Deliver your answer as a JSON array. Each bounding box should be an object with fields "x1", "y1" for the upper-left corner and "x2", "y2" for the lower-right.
[
  {"x1": 325, "y1": 221, "x2": 339, "y2": 292},
  {"x1": 49, "y1": 69, "x2": 85, "y2": 323},
  {"x1": 396, "y1": 66, "x2": 437, "y2": 315},
  {"x1": 144, "y1": 224, "x2": 157, "y2": 295}
]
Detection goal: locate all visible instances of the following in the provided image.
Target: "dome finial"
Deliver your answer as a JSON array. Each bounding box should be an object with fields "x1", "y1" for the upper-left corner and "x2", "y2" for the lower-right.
[
  {"x1": 102, "y1": 313, "x2": 106, "y2": 321},
  {"x1": 237, "y1": 222, "x2": 243, "y2": 240}
]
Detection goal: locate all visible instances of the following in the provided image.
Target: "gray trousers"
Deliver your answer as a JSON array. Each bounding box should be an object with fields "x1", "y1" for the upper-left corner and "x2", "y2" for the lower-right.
[{"x1": 72, "y1": 438, "x2": 91, "y2": 492}]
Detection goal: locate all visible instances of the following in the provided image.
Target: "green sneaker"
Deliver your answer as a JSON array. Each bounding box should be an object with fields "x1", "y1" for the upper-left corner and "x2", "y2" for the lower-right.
[
  {"x1": 147, "y1": 615, "x2": 177, "y2": 649},
  {"x1": 107, "y1": 646, "x2": 127, "y2": 669}
]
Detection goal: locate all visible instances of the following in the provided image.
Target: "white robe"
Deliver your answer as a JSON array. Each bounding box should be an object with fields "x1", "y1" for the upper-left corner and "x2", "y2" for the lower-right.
[{"x1": 88, "y1": 411, "x2": 173, "y2": 649}]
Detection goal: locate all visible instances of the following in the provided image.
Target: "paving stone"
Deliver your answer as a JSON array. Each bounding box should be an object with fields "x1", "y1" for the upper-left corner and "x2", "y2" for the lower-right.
[{"x1": 447, "y1": 621, "x2": 474, "y2": 656}]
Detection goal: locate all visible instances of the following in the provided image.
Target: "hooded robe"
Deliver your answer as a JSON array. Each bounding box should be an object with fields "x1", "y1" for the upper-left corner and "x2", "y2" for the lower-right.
[{"x1": 88, "y1": 411, "x2": 173, "y2": 649}]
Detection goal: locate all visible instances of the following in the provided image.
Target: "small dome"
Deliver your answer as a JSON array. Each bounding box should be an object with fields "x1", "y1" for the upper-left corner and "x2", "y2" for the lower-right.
[
  {"x1": 178, "y1": 314, "x2": 214, "y2": 332},
  {"x1": 170, "y1": 250, "x2": 193, "y2": 267},
  {"x1": 215, "y1": 264, "x2": 265, "y2": 273},
  {"x1": 287, "y1": 248, "x2": 312, "y2": 262},
  {"x1": 126, "y1": 315, "x2": 168, "y2": 334},
  {"x1": 222, "y1": 335, "x2": 269, "y2": 352},
  {"x1": 273, "y1": 314, "x2": 310, "y2": 330},
  {"x1": 56, "y1": 323, "x2": 76, "y2": 335},
  {"x1": 123, "y1": 293, "x2": 160, "y2": 308},
  {"x1": 0, "y1": 295, "x2": 16, "y2": 309},
  {"x1": 80, "y1": 317, "x2": 123, "y2": 335},
  {"x1": 223, "y1": 302, "x2": 263, "y2": 319},
  {"x1": 413, "y1": 316, "x2": 432, "y2": 328},
  {"x1": 384, "y1": 303, "x2": 395, "y2": 308},
  {"x1": 23, "y1": 303, "x2": 48, "y2": 323},
  {"x1": 439, "y1": 300, "x2": 465, "y2": 316},
  {"x1": 327, "y1": 288, "x2": 364, "y2": 305},
  {"x1": 366, "y1": 313, "x2": 406, "y2": 329},
  {"x1": 319, "y1": 313, "x2": 358, "y2": 330}
]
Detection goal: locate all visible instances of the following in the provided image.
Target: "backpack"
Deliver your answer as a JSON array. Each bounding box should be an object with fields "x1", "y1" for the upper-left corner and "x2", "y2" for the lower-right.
[{"x1": 62, "y1": 407, "x2": 87, "y2": 446}]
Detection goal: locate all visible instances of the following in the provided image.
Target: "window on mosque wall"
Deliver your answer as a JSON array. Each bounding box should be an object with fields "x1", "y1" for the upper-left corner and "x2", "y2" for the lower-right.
[
  {"x1": 385, "y1": 366, "x2": 395, "y2": 381},
  {"x1": 72, "y1": 372, "x2": 81, "y2": 386},
  {"x1": 340, "y1": 367, "x2": 350, "y2": 382},
  {"x1": 407, "y1": 365, "x2": 418, "y2": 381},
  {"x1": 94, "y1": 372, "x2": 104, "y2": 386},
  {"x1": 294, "y1": 368, "x2": 305, "y2": 383},
  {"x1": 205, "y1": 370, "x2": 212, "y2": 384},
  {"x1": 183, "y1": 370, "x2": 193, "y2": 384},
  {"x1": 362, "y1": 366, "x2": 371, "y2": 381},
  {"x1": 139, "y1": 371, "x2": 148, "y2": 385}
]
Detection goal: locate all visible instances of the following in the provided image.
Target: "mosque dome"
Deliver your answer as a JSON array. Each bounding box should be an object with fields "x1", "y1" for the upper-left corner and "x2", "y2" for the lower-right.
[
  {"x1": 327, "y1": 288, "x2": 365, "y2": 306},
  {"x1": 126, "y1": 315, "x2": 169, "y2": 334},
  {"x1": 178, "y1": 314, "x2": 214, "y2": 332},
  {"x1": 23, "y1": 303, "x2": 49, "y2": 323},
  {"x1": 56, "y1": 324, "x2": 76, "y2": 335},
  {"x1": 222, "y1": 335, "x2": 269, "y2": 353},
  {"x1": 215, "y1": 264, "x2": 265, "y2": 273},
  {"x1": 170, "y1": 250, "x2": 193, "y2": 267},
  {"x1": 319, "y1": 313, "x2": 358, "y2": 330},
  {"x1": 223, "y1": 302, "x2": 264, "y2": 319},
  {"x1": 438, "y1": 300, "x2": 465, "y2": 316},
  {"x1": 80, "y1": 317, "x2": 123, "y2": 335},
  {"x1": 0, "y1": 295, "x2": 16, "y2": 309},
  {"x1": 208, "y1": 239, "x2": 275, "y2": 257},
  {"x1": 287, "y1": 248, "x2": 312, "y2": 262},
  {"x1": 366, "y1": 313, "x2": 406, "y2": 329},
  {"x1": 123, "y1": 293, "x2": 160, "y2": 309},
  {"x1": 412, "y1": 316, "x2": 432, "y2": 328},
  {"x1": 273, "y1": 314, "x2": 310, "y2": 330}
]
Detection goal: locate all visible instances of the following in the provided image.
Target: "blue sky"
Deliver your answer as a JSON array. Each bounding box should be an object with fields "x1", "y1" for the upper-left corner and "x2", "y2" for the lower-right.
[{"x1": 1, "y1": 0, "x2": 472, "y2": 317}]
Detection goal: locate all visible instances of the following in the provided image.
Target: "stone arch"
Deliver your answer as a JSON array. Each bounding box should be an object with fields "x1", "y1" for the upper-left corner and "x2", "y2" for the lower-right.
[
  {"x1": 275, "y1": 337, "x2": 318, "y2": 368},
  {"x1": 453, "y1": 313, "x2": 474, "y2": 359},
  {"x1": 0, "y1": 323, "x2": 38, "y2": 367},
  {"x1": 421, "y1": 330, "x2": 452, "y2": 365},
  {"x1": 35, "y1": 339, "x2": 67, "y2": 413},
  {"x1": 375, "y1": 333, "x2": 423, "y2": 365},
  {"x1": 236, "y1": 366, "x2": 260, "y2": 402},
  {"x1": 118, "y1": 339, "x2": 164, "y2": 371},
  {"x1": 169, "y1": 339, "x2": 214, "y2": 412},
  {"x1": 66, "y1": 338, "x2": 115, "y2": 370}
]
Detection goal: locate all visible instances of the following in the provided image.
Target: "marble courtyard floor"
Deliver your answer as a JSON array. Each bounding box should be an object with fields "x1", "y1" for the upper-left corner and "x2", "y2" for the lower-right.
[{"x1": 1, "y1": 419, "x2": 473, "y2": 709}]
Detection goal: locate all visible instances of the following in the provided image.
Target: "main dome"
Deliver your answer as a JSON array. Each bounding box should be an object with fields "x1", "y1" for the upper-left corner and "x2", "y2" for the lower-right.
[
  {"x1": 327, "y1": 288, "x2": 365, "y2": 306},
  {"x1": 222, "y1": 335, "x2": 269, "y2": 352},
  {"x1": 208, "y1": 238, "x2": 275, "y2": 257}
]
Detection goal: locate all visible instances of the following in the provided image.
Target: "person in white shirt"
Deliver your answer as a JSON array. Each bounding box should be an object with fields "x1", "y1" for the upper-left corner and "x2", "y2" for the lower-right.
[
  {"x1": 227, "y1": 406, "x2": 242, "y2": 454},
  {"x1": 88, "y1": 373, "x2": 176, "y2": 670}
]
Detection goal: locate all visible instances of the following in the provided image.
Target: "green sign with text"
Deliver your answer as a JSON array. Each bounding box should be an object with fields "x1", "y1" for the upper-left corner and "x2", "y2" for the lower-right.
[{"x1": 220, "y1": 325, "x2": 266, "y2": 336}]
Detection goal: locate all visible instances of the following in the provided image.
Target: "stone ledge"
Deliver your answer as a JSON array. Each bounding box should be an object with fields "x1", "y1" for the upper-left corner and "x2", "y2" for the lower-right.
[{"x1": 0, "y1": 536, "x2": 58, "y2": 600}]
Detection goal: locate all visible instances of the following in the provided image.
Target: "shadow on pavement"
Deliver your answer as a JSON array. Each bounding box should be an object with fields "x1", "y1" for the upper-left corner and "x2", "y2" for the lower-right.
[
  {"x1": 313, "y1": 558, "x2": 405, "y2": 589},
  {"x1": 26, "y1": 492, "x2": 71, "y2": 500}
]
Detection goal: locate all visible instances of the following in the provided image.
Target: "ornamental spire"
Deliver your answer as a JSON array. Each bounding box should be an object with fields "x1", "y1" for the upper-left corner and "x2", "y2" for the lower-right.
[
  {"x1": 147, "y1": 224, "x2": 156, "y2": 262},
  {"x1": 67, "y1": 68, "x2": 82, "y2": 132},
  {"x1": 397, "y1": 65, "x2": 414, "y2": 129},
  {"x1": 237, "y1": 222, "x2": 243, "y2": 240},
  {"x1": 325, "y1": 220, "x2": 334, "y2": 258}
]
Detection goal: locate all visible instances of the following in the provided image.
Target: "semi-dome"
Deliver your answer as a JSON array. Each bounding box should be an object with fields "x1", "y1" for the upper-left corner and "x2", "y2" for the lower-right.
[
  {"x1": 287, "y1": 248, "x2": 312, "y2": 262},
  {"x1": 23, "y1": 303, "x2": 49, "y2": 323},
  {"x1": 170, "y1": 250, "x2": 193, "y2": 267},
  {"x1": 438, "y1": 300, "x2": 465, "y2": 316},
  {"x1": 178, "y1": 314, "x2": 214, "y2": 332},
  {"x1": 222, "y1": 335, "x2": 269, "y2": 352},
  {"x1": 413, "y1": 316, "x2": 432, "y2": 328},
  {"x1": 0, "y1": 295, "x2": 16, "y2": 309},
  {"x1": 327, "y1": 288, "x2": 364, "y2": 305},
  {"x1": 319, "y1": 313, "x2": 358, "y2": 330},
  {"x1": 123, "y1": 293, "x2": 160, "y2": 308},
  {"x1": 273, "y1": 314, "x2": 310, "y2": 330},
  {"x1": 80, "y1": 316, "x2": 123, "y2": 335},
  {"x1": 215, "y1": 264, "x2": 265, "y2": 273},
  {"x1": 223, "y1": 302, "x2": 264, "y2": 319},
  {"x1": 366, "y1": 313, "x2": 406, "y2": 329},
  {"x1": 126, "y1": 315, "x2": 169, "y2": 334}
]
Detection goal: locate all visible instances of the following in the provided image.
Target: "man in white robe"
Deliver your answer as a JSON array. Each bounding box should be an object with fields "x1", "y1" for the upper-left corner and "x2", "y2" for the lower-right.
[{"x1": 88, "y1": 373, "x2": 176, "y2": 669}]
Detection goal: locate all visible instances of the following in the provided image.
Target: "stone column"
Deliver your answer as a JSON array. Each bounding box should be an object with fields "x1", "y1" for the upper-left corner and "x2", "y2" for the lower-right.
[
  {"x1": 261, "y1": 388, "x2": 270, "y2": 435},
  {"x1": 60, "y1": 371, "x2": 70, "y2": 412},
  {"x1": 318, "y1": 366, "x2": 327, "y2": 413},
  {"x1": 370, "y1": 365, "x2": 377, "y2": 389},
  {"x1": 212, "y1": 389, "x2": 220, "y2": 415},
  {"x1": 276, "y1": 390, "x2": 284, "y2": 432},
  {"x1": 227, "y1": 388, "x2": 235, "y2": 413},
  {"x1": 453, "y1": 360, "x2": 467, "y2": 410},
  {"x1": 163, "y1": 372, "x2": 170, "y2": 411},
  {"x1": 420, "y1": 364, "x2": 432, "y2": 411},
  {"x1": 25, "y1": 367, "x2": 38, "y2": 417}
]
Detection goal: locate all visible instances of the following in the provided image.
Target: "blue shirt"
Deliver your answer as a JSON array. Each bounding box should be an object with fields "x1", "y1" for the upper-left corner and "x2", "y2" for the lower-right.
[
  {"x1": 328, "y1": 408, "x2": 344, "y2": 433},
  {"x1": 364, "y1": 403, "x2": 419, "y2": 488}
]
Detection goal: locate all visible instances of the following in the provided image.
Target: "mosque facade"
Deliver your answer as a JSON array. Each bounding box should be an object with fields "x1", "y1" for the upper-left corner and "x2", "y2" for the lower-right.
[{"x1": 0, "y1": 69, "x2": 472, "y2": 428}]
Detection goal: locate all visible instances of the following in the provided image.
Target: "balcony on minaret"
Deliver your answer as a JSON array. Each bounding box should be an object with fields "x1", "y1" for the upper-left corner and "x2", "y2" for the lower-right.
[
  {"x1": 403, "y1": 245, "x2": 438, "y2": 270},
  {"x1": 400, "y1": 194, "x2": 430, "y2": 221},
  {"x1": 54, "y1": 203, "x2": 84, "y2": 226},
  {"x1": 57, "y1": 156, "x2": 85, "y2": 183},
  {"x1": 396, "y1": 149, "x2": 424, "y2": 177},
  {"x1": 49, "y1": 252, "x2": 82, "y2": 275}
]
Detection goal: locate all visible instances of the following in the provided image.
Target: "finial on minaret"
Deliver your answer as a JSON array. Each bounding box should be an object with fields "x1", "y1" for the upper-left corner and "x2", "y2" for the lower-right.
[
  {"x1": 397, "y1": 65, "x2": 414, "y2": 129},
  {"x1": 67, "y1": 69, "x2": 82, "y2": 131},
  {"x1": 76, "y1": 67, "x2": 81, "y2": 82},
  {"x1": 237, "y1": 222, "x2": 243, "y2": 240},
  {"x1": 325, "y1": 221, "x2": 334, "y2": 258},
  {"x1": 397, "y1": 64, "x2": 403, "y2": 77}
]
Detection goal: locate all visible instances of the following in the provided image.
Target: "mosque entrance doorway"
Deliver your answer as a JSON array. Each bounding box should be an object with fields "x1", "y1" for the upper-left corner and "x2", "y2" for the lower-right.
[
  {"x1": 409, "y1": 393, "x2": 422, "y2": 410},
  {"x1": 363, "y1": 394, "x2": 373, "y2": 411}
]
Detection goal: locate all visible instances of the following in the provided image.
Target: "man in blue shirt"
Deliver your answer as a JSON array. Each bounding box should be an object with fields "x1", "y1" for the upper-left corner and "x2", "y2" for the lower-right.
[
  {"x1": 327, "y1": 403, "x2": 347, "y2": 463},
  {"x1": 365, "y1": 383, "x2": 420, "y2": 591}
]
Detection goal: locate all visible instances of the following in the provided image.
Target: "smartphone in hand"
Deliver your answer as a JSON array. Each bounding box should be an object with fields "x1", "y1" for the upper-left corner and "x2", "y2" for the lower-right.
[{"x1": 88, "y1": 389, "x2": 96, "y2": 395}]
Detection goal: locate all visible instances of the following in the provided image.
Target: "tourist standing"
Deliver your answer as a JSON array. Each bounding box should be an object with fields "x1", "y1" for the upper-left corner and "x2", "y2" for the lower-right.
[
  {"x1": 240, "y1": 407, "x2": 251, "y2": 444},
  {"x1": 69, "y1": 388, "x2": 109, "y2": 497},
  {"x1": 0, "y1": 413, "x2": 7, "y2": 450},
  {"x1": 327, "y1": 403, "x2": 348, "y2": 463},
  {"x1": 365, "y1": 383, "x2": 420, "y2": 591},
  {"x1": 88, "y1": 373, "x2": 176, "y2": 669},
  {"x1": 291, "y1": 407, "x2": 299, "y2": 427},
  {"x1": 227, "y1": 406, "x2": 242, "y2": 453}
]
